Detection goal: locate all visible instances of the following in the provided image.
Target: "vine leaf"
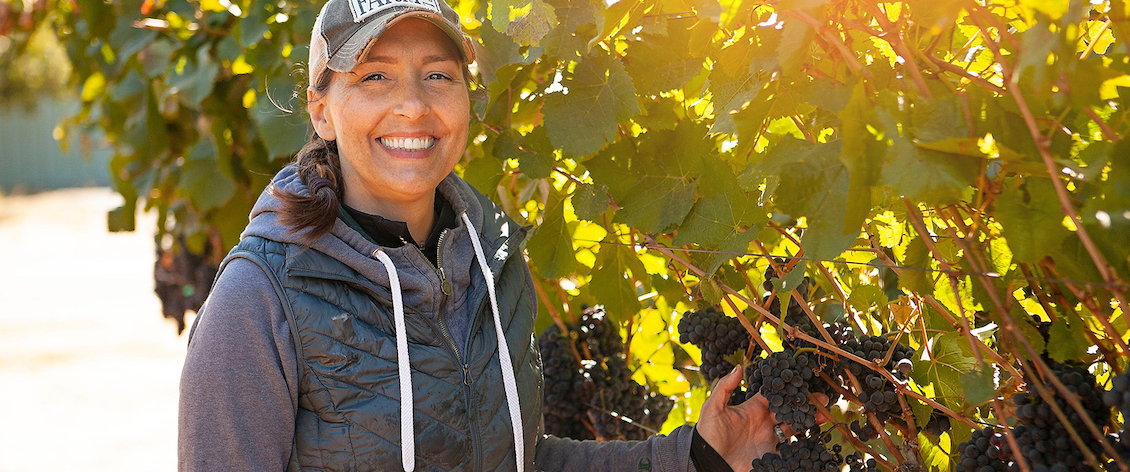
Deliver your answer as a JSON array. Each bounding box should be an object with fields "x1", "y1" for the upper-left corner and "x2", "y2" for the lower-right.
[
  {"x1": 959, "y1": 367, "x2": 995, "y2": 406},
  {"x1": 1047, "y1": 317, "x2": 1089, "y2": 363},
  {"x1": 771, "y1": 139, "x2": 857, "y2": 262},
  {"x1": 527, "y1": 191, "x2": 577, "y2": 279},
  {"x1": 590, "y1": 243, "x2": 643, "y2": 324},
  {"x1": 180, "y1": 140, "x2": 236, "y2": 210},
  {"x1": 494, "y1": 0, "x2": 557, "y2": 46},
  {"x1": 994, "y1": 178, "x2": 1071, "y2": 263},
  {"x1": 912, "y1": 331, "x2": 978, "y2": 410},
  {"x1": 167, "y1": 48, "x2": 219, "y2": 107},
  {"x1": 542, "y1": 50, "x2": 640, "y2": 156},
  {"x1": 838, "y1": 84, "x2": 885, "y2": 235},
  {"x1": 624, "y1": 18, "x2": 709, "y2": 96},
  {"x1": 252, "y1": 74, "x2": 308, "y2": 160},
  {"x1": 541, "y1": 0, "x2": 599, "y2": 58},
  {"x1": 572, "y1": 183, "x2": 610, "y2": 221}
]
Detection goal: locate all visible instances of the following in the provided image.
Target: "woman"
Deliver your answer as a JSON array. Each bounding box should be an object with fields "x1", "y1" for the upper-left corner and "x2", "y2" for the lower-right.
[{"x1": 178, "y1": 0, "x2": 805, "y2": 470}]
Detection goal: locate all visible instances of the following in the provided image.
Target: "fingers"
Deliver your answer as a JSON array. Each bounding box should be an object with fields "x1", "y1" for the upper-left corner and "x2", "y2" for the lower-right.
[{"x1": 704, "y1": 366, "x2": 743, "y2": 410}]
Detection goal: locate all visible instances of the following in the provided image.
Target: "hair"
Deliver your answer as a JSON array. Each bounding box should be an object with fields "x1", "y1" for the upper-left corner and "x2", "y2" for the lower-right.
[{"x1": 274, "y1": 69, "x2": 343, "y2": 244}]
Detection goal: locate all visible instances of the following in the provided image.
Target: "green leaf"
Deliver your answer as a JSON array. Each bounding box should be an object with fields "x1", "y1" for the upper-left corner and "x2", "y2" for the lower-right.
[
  {"x1": 775, "y1": 15, "x2": 815, "y2": 73},
  {"x1": 251, "y1": 74, "x2": 308, "y2": 160},
  {"x1": 1047, "y1": 317, "x2": 1089, "y2": 363},
  {"x1": 708, "y1": 34, "x2": 771, "y2": 134},
  {"x1": 624, "y1": 18, "x2": 709, "y2": 96},
  {"x1": 609, "y1": 122, "x2": 711, "y2": 233},
  {"x1": 673, "y1": 193, "x2": 767, "y2": 247},
  {"x1": 771, "y1": 263, "x2": 807, "y2": 294},
  {"x1": 911, "y1": 331, "x2": 978, "y2": 409},
  {"x1": 542, "y1": 50, "x2": 640, "y2": 156},
  {"x1": 838, "y1": 83, "x2": 885, "y2": 234},
  {"x1": 168, "y1": 48, "x2": 220, "y2": 107},
  {"x1": 239, "y1": 0, "x2": 271, "y2": 47},
  {"x1": 527, "y1": 192, "x2": 577, "y2": 278},
  {"x1": 994, "y1": 178, "x2": 1072, "y2": 263},
  {"x1": 900, "y1": 237, "x2": 934, "y2": 296},
  {"x1": 495, "y1": 0, "x2": 558, "y2": 46},
  {"x1": 540, "y1": 0, "x2": 599, "y2": 58},
  {"x1": 959, "y1": 367, "x2": 996, "y2": 406},
  {"x1": 590, "y1": 243, "x2": 643, "y2": 324},
  {"x1": 769, "y1": 139, "x2": 858, "y2": 262},
  {"x1": 180, "y1": 140, "x2": 236, "y2": 210},
  {"x1": 880, "y1": 133, "x2": 979, "y2": 206},
  {"x1": 518, "y1": 126, "x2": 556, "y2": 179},
  {"x1": 572, "y1": 183, "x2": 610, "y2": 221},
  {"x1": 463, "y1": 154, "x2": 506, "y2": 195}
]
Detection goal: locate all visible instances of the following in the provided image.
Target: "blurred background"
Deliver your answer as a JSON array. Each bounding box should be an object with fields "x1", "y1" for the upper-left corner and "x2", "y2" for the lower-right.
[{"x1": 1, "y1": 19, "x2": 187, "y2": 471}]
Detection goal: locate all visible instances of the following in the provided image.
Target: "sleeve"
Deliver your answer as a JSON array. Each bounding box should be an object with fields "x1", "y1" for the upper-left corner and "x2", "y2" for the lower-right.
[
  {"x1": 178, "y1": 257, "x2": 300, "y2": 472},
  {"x1": 532, "y1": 425, "x2": 699, "y2": 472}
]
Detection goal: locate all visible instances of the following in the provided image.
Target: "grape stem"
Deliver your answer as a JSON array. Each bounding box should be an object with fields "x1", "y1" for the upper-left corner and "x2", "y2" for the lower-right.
[
  {"x1": 842, "y1": 369, "x2": 906, "y2": 465},
  {"x1": 992, "y1": 398, "x2": 1033, "y2": 472},
  {"x1": 807, "y1": 393, "x2": 896, "y2": 472}
]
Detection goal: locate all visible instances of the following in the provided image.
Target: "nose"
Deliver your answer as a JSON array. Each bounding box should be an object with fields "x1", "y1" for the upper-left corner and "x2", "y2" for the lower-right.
[{"x1": 392, "y1": 79, "x2": 429, "y2": 121}]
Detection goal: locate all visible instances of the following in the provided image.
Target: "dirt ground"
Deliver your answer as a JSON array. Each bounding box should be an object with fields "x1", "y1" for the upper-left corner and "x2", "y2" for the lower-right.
[{"x1": 0, "y1": 188, "x2": 189, "y2": 471}]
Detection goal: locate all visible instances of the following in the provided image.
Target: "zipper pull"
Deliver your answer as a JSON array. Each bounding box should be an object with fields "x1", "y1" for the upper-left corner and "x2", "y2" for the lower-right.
[
  {"x1": 463, "y1": 363, "x2": 472, "y2": 385},
  {"x1": 438, "y1": 267, "x2": 452, "y2": 295}
]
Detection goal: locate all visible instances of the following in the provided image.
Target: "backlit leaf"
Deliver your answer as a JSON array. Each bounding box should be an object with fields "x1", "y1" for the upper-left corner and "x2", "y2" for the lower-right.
[{"x1": 542, "y1": 50, "x2": 640, "y2": 156}]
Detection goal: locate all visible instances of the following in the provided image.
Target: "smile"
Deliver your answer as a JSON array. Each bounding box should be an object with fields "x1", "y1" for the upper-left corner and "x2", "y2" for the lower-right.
[{"x1": 380, "y1": 136, "x2": 435, "y2": 151}]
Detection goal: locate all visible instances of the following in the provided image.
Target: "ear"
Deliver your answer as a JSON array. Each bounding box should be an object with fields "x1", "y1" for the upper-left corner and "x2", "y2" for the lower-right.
[{"x1": 307, "y1": 86, "x2": 337, "y2": 141}]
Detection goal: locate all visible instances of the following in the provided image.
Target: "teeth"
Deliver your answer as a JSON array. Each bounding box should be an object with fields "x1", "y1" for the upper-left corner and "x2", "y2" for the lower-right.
[{"x1": 381, "y1": 136, "x2": 434, "y2": 151}]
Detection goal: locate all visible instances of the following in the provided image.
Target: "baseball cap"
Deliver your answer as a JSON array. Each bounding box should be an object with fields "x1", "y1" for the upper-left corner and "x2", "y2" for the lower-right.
[{"x1": 308, "y1": 0, "x2": 476, "y2": 87}]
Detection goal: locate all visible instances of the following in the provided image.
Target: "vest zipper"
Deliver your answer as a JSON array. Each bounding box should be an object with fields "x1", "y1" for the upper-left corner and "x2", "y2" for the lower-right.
[{"x1": 435, "y1": 228, "x2": 452, "y2": 296}]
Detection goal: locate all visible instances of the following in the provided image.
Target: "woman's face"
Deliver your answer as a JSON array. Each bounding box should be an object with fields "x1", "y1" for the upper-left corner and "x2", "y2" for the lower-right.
[{"x1": 308, "y1": 18, "x2": 470, "y2": 214}]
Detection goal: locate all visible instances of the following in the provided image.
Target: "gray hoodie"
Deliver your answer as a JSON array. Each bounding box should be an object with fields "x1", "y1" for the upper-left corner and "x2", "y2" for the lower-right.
[{"x1": 178, "y1": 166, "x2": 698, "y2": 471}]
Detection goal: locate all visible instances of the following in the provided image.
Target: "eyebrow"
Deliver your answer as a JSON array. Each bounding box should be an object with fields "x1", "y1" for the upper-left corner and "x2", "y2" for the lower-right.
[{"x1": 366, "y1": 54, "x2": 459, "y2": 65}]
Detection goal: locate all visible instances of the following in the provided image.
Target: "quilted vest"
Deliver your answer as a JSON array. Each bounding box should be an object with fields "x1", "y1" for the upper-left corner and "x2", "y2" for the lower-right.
[{"x1": 222, "y1": 201, "x2": 543, "y2": 472}]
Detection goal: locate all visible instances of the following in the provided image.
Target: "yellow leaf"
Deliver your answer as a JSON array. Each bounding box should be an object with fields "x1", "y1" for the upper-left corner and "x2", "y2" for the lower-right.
[
  {"x1": 81, "y1": 72, "x2": 106, "y2": 102},
  {"x1": 231, "y1": 55, "x2": 253, "y2": 75},
  {"x1": 1019, "y1": 0, "x2": 1069, "y2": 20},
  {"x1": 1100, "y1": 75, "x2": 1130, "y2": 100},
  {"x1": 198, "y1": 0, "x2": 227, "y2": 12}
]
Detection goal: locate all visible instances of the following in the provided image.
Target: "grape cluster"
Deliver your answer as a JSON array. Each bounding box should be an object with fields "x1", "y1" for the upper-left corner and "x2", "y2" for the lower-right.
[
  {"x1": 745, "y1": 349, "x2": 821, "y2": 432},
  {"x1": 537, "y1": 306, "x2": 674, "y2": 441},
  {"x1": 761, "y1": 261, "x2": 819, "y2": 343},
  {"x1": 845, "y1": 452, "x2": 878, "y2": 472},
  {"x1": 677, "y1": 306, "x2": 754, "y2": 382},
  {"x1": 1009, "y1": 362, "x2": 1111, "y2": 471},
  {"x1": 955, "y1": 427, "x2": 1010, "y2": 472},
  {"x1": 1104, "y1": 371, "x2": 1130, "y2": 433},
  {"x1": 923, "y1": 409, "x2": 953, "y2": 436},
  {"x1": 841, "y1": 334, "x2": 914, "y2": 422},
  {"x1": 749, "y1": 426, "x2": 843, "y2": 472},
  {"x1": 538, "y1": 324, "x2": 588, "y2": 439}
]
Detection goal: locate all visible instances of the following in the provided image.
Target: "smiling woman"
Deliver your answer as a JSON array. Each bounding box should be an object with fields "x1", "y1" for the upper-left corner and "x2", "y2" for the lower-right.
[{"x1": 176, "y1": 0, "x2": 796, "y2": 470}]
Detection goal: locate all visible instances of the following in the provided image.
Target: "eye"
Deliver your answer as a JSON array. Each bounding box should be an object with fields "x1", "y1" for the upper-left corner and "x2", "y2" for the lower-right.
[
  {"x1": 363, "y1": 72, "x2": 387, "y2": 82},
  {"x1": 426, "y1": 72, "x2": 452, "y2": 81}
]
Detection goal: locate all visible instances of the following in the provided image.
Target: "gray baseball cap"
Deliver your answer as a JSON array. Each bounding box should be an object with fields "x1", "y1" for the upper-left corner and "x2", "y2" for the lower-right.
[{"x1": 308, "y1": 0, "x2": 475, "y2": 87}]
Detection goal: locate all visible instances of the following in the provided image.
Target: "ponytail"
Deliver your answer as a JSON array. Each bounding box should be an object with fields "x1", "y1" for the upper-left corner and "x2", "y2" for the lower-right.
[{"x1": 274, "y1": 134, "x2": 343, "y2": 244}]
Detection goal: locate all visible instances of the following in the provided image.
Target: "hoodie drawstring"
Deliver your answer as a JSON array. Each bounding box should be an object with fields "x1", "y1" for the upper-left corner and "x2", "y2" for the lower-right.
[
  {"x1": 373, "y1": 216, "x2": 525, "y2": 472},
  {"x1": 461, "y1": 213, "x2": 524, "y2": 472},
  {"x1": 373, "y1": 249, "x2": 415, "y2": 472}
]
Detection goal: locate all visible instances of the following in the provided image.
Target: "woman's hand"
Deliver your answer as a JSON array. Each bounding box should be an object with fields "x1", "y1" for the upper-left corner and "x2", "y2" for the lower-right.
[{"x1": 695, "y1": 365, "x2": 829, "y2": 472}]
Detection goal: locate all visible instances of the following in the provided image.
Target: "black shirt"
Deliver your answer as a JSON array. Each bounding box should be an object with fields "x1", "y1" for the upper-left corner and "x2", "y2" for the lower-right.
[{"x1": 338, "y1": 190, "x2": 458, "y2": 264}]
